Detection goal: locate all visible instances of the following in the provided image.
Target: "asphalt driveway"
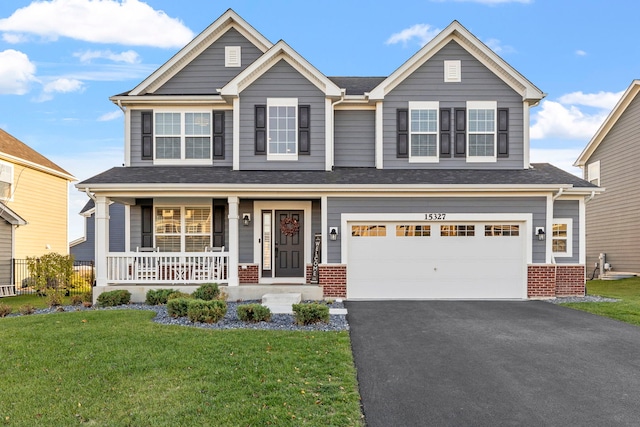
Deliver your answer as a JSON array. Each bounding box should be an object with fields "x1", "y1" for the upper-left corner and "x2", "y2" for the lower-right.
[{"x1": 346, "y1": 301, "x2": 640, "y2": 427}]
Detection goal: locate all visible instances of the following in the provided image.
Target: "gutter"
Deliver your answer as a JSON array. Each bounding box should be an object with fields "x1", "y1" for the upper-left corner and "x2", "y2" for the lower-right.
[{"x1": 552, "y1": 187, "x2": 564, "y2": 200}]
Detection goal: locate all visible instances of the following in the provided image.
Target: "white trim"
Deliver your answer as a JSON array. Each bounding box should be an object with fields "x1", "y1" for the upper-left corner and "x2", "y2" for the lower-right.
[
  {"x1": 523, "y1": 100, "x2": 530, "y2": 168},
  {"x1": 546, "y1": 194, "x2": 553, "y2": 263},
  {"x1": 228, "y1": 196, "x2": 240, "y2": 286},
  {"x1": 552, "y1": 218, "x2": 573, "y2": 258},
  {"x1": 94, "y1": 196, "x2": 110, "y2": 286},
  {"x1": 466, "y1": 101, "x2": 497, "y2": 163},
  {"x1": 266, "y1": 98, "x2": 298, "y2": 160},
  {"x1": 252, "y1": 201, "x2": 312, "y2": 284},
  {"x1": 0, "y1": 152, "x2": 75, "y2": 181},
  {"x1": 321, "y1": 196, "x2": 328, "y2": 264},
  {"x1": 587, "y1": 160, "x2": 600, "y2": 186},
  {"x1": 325, "y1": 98, "x2": 333, "y2": 171},
  {"x1": 124, "y1": 107, "x2": 131, "y2": 167},
  {"x1": 579, "y1": 198, "x2": 586, "y2": 264},
  {"x1": 408, "y1": 101, "x2": 439, "y2": 163},
  {"x1": 233, "y1": 98, "x2": 240, "y2": 170},
  {"x1": 152, "y1": 109, "x2": 213, "y2": 165},
  {"x1": 375, "y1": 101, "x2": 383, "y2": 169},
  {"x1": 124, "y1": 204, "x2": 131, "y2": 252},
  {"x1": 0, "y1": 160, "x2": 14, "y2": 201}
]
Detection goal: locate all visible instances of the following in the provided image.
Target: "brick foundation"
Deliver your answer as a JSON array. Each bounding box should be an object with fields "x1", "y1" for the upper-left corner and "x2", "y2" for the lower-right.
[
  {"x1": 306, "y1": 264, "x2": 347, "y2": 298},
  {"x1": 238, "y1": 264, "x2": 259, "y2": 284},
  {"x1": 527, "y1": 265, "x2": 585, "y2": 298}
]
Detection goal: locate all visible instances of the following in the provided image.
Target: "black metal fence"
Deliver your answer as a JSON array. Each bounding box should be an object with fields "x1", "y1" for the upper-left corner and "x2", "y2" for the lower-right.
[{"x1": 11, "y1": 259, "x2": 94, "y2": 296}]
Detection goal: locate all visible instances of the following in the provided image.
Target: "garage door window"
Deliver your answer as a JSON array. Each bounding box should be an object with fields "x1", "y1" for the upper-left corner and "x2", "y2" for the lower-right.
[
  {"x1": 485, "y1": 225, "x2": 519, "y2": 236},
  {"x1": 396, "y1": 225, "x2": 431, "y2": 236},
  {"x1": 352, "y1": 225, "x2": 387, "y2": 237},
  {"x1": 441, "y1": 225, "x2": 475, "y2": 236}
]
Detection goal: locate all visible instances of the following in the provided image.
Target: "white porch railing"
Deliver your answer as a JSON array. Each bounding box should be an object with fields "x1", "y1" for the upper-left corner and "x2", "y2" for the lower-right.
[{"x1": 106, "y1": 251, "x2": 229, "y2": 284}]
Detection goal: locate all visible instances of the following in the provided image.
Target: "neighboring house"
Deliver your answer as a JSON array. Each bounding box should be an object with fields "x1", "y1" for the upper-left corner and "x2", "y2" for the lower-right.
[
  {"x1": 0, "y1": 202, "x2": 26, "y2": 290},
  {"x1": 69, "y1": 199, "x2": 126, "y2": 262},
  {"x1": 77, "y1": 9, "x2": 600, "y2": 302},
  {"x1": 575, "y1": 80, "x2": 640, "y2": 276},
  {"x1": 0, "y1": 129, "x2": 75, "y2": 259}
]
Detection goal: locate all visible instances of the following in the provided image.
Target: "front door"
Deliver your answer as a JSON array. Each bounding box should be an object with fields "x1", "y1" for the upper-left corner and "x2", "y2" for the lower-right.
[{"x1": 275, "y1": 210, "x2": 304, "y2": 277}]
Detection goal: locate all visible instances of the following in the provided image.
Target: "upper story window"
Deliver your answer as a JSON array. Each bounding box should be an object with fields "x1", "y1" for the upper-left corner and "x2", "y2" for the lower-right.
[
  {"x1": 0, "y1": 160, "x2": 13, "y2": 201},
  {"x1": 552, "y1": 218, "x2": 573, "y2": 257},
  {"x1": 154, "y1": 111, "x2": 211, "y2": 165},
  {"x1": 267, "y1": 98, "x2": 298, "y2": 161},
  {"x1": 467, "y1": 101, "x2": 497, "y2": 163},
  {"x1": 409, "y1": 101, "x2": 439, "y2": 162},
  {"x1": 587, "y1": 160, "x2": 600, "y2": 186}
]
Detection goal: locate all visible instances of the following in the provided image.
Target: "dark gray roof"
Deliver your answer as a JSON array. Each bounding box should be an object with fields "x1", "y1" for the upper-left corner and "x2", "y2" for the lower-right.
[
  {"x1": 78, "y1": 164, "x2": 596, "y2": 188},
  {"x1": 328, "y1": 77, "x2": 386, "y2": 95},
  {"x1": 80, "y1": 199, "x2": 95, "y2": 214}
]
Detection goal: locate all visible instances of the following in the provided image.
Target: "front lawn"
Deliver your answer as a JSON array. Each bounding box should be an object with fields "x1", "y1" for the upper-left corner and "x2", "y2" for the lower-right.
[
  {"x1": 0, "y1": 310, "x2": 363, "y2": 426},
  {"x1": 561, "y1": 277, "x2": 640, "y2": 327},
  {"x1": 0, "y1": 294, "x2": 69, "y2": 310}
]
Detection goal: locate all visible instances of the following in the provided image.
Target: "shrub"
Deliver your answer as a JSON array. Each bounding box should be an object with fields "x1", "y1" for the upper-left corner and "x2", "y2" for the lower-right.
[
  {"x1": 19, "y1": 304, "x2": 36, "y2": 315},
  {"x1": 167, "y1": 298, "x2": 191, "y2": 318},
  {"x1": 187, "y1": 299, "x2": 227, "y2": 323},
  {"x1": 168, "y1": 291, "x2": 191, "y2": 301},
  {"x1": 97, "y1": 290, "x2": 131, "y2": 307},
  {"x1": 45, "y1": 288, "x2": 65, "y2": 307},
  {"x1": 145, "y1": 288, "x2": 176, "y2": 305},
  {"x1": 0, "y1": 303, "x2": 12, "y2": 317},
  {"x1": 237, "y1": 304, "x2": 271, "y2": 323},
  {"x1": 26, "y1": 253, "x2": 74, "y2": 295},
  {"x1": 192, "y1": 283, "x2": 220, "y2": 301},
  {"x1": 70, "y1": 295, "x2": 83, "y2": 306},
  {"x1": 81, "y1": 291, "x2": 93, "y2": 303},
  {"x1": 292, "y1": 303, "x2": 330, "y2": 325}
]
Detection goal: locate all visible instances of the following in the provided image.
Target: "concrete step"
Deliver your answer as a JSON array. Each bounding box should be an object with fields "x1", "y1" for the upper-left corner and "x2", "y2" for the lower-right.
[{"x1": 262, "y1": 293, "x2": 302, "y2": 314}]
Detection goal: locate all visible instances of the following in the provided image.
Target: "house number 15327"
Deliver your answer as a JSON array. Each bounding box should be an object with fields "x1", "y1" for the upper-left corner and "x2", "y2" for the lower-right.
[{"x1": 425, "y1": 213, "x2": 446, "y2": 220}]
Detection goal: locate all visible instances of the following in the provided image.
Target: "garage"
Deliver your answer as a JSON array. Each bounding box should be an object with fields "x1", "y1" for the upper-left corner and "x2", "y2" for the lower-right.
[{"x1": 346, "y1": 219, "x2": 528, "y2": 299}]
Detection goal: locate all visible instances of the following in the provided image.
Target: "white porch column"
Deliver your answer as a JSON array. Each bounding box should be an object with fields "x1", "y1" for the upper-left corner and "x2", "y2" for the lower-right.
[
  {"x1": 94, "y1": 196, "x2": 110, "y2": 286},
  {"x1": 227, "y1": 196, "x2": 240, "y2": 286}
]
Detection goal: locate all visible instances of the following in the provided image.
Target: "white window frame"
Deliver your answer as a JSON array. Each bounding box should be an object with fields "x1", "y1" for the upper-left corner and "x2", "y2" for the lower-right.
[
  {"x1": 467, "y1": 101, "x2": 497, "y2": 163},
  {"x1": 587, "y1": 160, "x2": 600, "y2": 186},
  {"x1": 444, "y1": 60, "x2": 461, "y2": 82},
  {"x1": 266, "y1": 98, "x2": 298, "y2": 161},
  {"x1": 154, "y1": 205, "x2": 212, "y2": 253},
  {"x1": 408, "y1": 101, "x2": 439, "y2": 163},
  {"x1": 153, "y1": 108, "x2": 213, "y2": 166},
  {"x1": 225, "y1": 46, "x2": 241, "y2": 67},
  {"x1": 0, "y1": 160, "x2": 14, "y2": 201},
  {"x1": 552, "y1": 218, "x2": 573, "y2": 257}
]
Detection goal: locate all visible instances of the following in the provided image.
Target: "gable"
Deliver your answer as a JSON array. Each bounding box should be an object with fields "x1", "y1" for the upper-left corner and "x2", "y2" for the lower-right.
[
  {"x1": 240, "y1": 59, "x2": 325, "y2": 97},
  {"x1": 154, "y1": 28, "x2": 264, "y2": 95},
  {"x1": 0, "y1": 129, "x2": 74, "y2": 180}
]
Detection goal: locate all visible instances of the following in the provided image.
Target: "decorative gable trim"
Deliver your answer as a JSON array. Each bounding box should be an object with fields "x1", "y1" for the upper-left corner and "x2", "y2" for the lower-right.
[
  {"x1": 220, "y1": 40, "x2": 342, "y2": 98},
  {"x1": 368, "y1": 21, "x2": 545, "y2": 104},
  {"x1": 0, "y1": 201, "x2": 26, "y2": 226},
  {"x1": 574, "y1": 80, "x2": 640, "y2": 167},
  {"x1": 129, "y1": 9, "x2": 272, "y2": 96}
]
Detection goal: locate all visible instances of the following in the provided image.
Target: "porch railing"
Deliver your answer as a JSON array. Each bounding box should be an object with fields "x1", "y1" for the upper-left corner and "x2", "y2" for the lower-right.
[{"x1": 106, "y1": 251, "x2": 229, "y2": 284}]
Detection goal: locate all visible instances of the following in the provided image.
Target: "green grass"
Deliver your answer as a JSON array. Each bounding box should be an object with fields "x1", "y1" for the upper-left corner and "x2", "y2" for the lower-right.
[
  {"x1": 561, "y1": 277, "x2": 640, "y2": 326},
  {"x1": 0, "y1": 294, "x2": 67, "y2": 310},
  {"x1": 0, "y1": 310, "x2": 363, "y2": 426}
]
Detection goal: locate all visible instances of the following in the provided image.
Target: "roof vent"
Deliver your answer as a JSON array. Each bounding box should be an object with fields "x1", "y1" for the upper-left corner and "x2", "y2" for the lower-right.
[{"x1": 444, "y1": 60, "x2": 461, "y2": 82}]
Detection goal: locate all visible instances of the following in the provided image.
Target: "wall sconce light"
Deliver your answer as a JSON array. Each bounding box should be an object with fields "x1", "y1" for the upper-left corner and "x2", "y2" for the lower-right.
[
  {"x1": 536, "y1": 227, "x2": 545, "y2": 241},
  {"x1": 329, "y1": 227, "x2": 339, "y2": 241},
  {"x1": 242, "y1": 213, "x2": 251, "y2": 226}
]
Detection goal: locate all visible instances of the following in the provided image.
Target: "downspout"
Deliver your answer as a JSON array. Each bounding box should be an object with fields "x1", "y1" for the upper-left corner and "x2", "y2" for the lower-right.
[
  {"x1": 552, "y1": 187, "x2": 564, "y2": 200},
  {"x1": 116, "y1": 99, "x2": 126, "y2": 114},
  {"x1": 85, "y1": 188, "x2": 96, "y2": 202},
  {"x1": 328, "y1": 90, "x2": 346, "y2": 170},
  {"x1": 585, "y1": 190, "x2": 596, "y2": 203}
]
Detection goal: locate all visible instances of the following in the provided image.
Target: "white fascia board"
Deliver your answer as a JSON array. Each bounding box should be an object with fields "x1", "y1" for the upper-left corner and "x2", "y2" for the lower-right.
[
  {"x1": 574, "y1": 80, "x2": 640, "y2": 167},
  {"x1": 110, "y1": 95, "x2": 226, "y2": 106},
  {"x1": 0, "y1": 153, "x2": 76, "y2": 181},
  {"x1": 0, "y1": 202, "x2": 26, "y2": 225},
  {"x1": 369, "y1": 21, "x2": 544, "y2": 102},
  {"x1": 220, "y1": 41, "x2": 342, "y2": 97},
  {"x1": 129, "y1": 10, "x2": 272, "y2": 96}
]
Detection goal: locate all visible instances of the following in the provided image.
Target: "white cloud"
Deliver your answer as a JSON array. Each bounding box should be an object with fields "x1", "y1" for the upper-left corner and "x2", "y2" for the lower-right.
[
  {"x1": 0, "y1": 49, "x2": 37, "y2": 94},
  {"x1": 0, "y1": 0, "x2": 194, "y2": 48},
  {"x1": 74, "y1": 49, "x2": 140, "y2": 64},
  {"x1": 557, "y1": 90, "x2": 623, "y2": 109},
  {"x1": 2, "y1": 33, "x2": 29, "y2": 43},
  {"x1": 98, "y1": 110, "x2": 123, "y2": 122},
  {"x1": 575, "y1": 49, "x2": 587, "y2": 56},
  {"x1": 43, "y1": 78, "x2": 84, "y2": 94},
  {"x1": 386, "y1": 24, "x2": 441, "y2": 47}
]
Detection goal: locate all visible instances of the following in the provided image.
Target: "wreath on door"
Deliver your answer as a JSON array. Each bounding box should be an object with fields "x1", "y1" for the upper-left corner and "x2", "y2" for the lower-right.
[{"x1": 280, "y1": 217, "x2": 300, "y2": 237}]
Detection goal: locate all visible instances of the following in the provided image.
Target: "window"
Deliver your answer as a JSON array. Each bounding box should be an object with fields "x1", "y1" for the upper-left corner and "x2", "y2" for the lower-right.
[
  {"x1": 587, "y1": 161, "x2": 600, "y2": 186},
  {"x1": 155, "y1": 111, "x2": 211, "y2": 164},
  {"x1": 351, "y1": 225, "x2": 386, "y2": 237},
  {"x1": 155, "y1": 206, "x2": 211, "y2": 252},
  {"x1": 552, "y1": 219, "x2": 573, "y2": 257},
  {"x1": 0, "y1": 161, "x2": 13, "y2": 200},
  {"x1": 396, "y1": 225, "x2": 431, "y2": 237},
  {"x1": 444, "y1": 60, "x2": 461, "y2": 82},
  {"x1": 441, "y1": 225, "x2": 475, "y2": 236},
  {"x1": 225, "y1": 46, "x2": 241, "y2": 67},
  {"x1": 485, "y1": 225, "x2": 519, "y2": 236},
  {"x1": 409, "y1": 101, "x2": 438, "y2": 162},
  {"x1": 267, "y1": 98, "x2": 298, "y2": 160},
  {"x1": 467, "y1": 101, "x2": 497, "y2": 162}
]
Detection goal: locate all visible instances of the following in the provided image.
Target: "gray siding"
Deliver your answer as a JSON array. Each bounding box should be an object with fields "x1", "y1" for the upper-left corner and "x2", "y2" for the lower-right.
[
  {"x1": 585, "y1": 91, "x2": 640, "y2": 273},
  {"x1": 0, "y1": 220, "x2": 12, "y2": 285},
  {"x1": 239, "y1": 60, "x2": 326, "y2": 170},
  {"x1": 70, "y1": 203, "x2": 126, "y2": 261},
  {"x1": 553, "y1": 200, "x2": 580, "y2": 264},
  {"x1": 327, "y1": 196, "x2": 547, "y2": 263},
  {"x1": 130, "y1": 205, "x2": 141, "y2": 251},
  {"x1": 155, "y1": 28, "x2": 264, "y2": 95},
  {"x1": 334, "y1": 110, "x2": 375, "y2": 167},
  {"x1": 383, "y1": 41, "x2": 525, "y2": 169},
  {"x1": 239, "y1": 199, "x2": 254, "y2": 263}
]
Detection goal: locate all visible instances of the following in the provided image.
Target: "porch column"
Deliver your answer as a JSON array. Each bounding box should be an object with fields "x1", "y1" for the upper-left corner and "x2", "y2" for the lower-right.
[
  {"x1": 94, "y1": 196, "x2": 110, "y2": 286},
  {"x1": 227, "y1": 196, "x2": 240, "y2": 286}
]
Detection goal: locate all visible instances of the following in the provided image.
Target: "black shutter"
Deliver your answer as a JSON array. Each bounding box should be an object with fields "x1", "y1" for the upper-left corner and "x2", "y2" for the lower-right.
[
  {"x1": 497, "y1": 108, "x2": 509, "y2": 158},
  {"x1": 213, "y1": 111, "x2": 225, "y2": 159},
  {"x1": 440, "y1": 108, "x2": 451, "y2": 157},
  {"x1": 397, "y1": 109, "x2": 408, "y2": 158},
  {"x1": 212, "y1": 202, "x2": 225, "y2": 248},
  {"x1": 255, "y1": 105, "x2": 266, "y2": 155},
  {"x1": 139, "y1": 199, "x2": 153, "y2": 248},
  {"x1": 141, "y1": 111, "x2": 153, "y2": 160},
  {"x1": 454, "y1": 108, "x2": 466, "y2": 157},
  {"x1": 298, "y1": 105, "x2": 310, "y2": 155}
]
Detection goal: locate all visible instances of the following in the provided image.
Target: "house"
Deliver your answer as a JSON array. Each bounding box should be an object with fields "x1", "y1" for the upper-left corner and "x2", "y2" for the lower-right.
[
  {"x1": 69, "y1": 199, "x2": 126, "y2": 262},
  {"x1": 76, "y1": 9, "x2": 599, "y2": 302},
  {"x1": 575, "y1": 80, "x2": 640, "y2": 277}
]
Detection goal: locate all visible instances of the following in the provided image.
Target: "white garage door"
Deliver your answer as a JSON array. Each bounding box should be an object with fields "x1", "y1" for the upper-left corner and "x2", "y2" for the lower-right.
[{"x1": 347, "y1": 221, "x2": 526, "y2": 299}]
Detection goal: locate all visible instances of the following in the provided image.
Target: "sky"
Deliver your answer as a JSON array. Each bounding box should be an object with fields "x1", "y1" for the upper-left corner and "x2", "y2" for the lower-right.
[{"x1": 1, "y1": 0, "x2": 640, "y2": 242}]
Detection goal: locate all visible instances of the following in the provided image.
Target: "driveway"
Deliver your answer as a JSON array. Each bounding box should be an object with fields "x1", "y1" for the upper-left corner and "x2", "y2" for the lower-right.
[{"x1": 346, "y1": 301, "x2": 640, "y2": 427}]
